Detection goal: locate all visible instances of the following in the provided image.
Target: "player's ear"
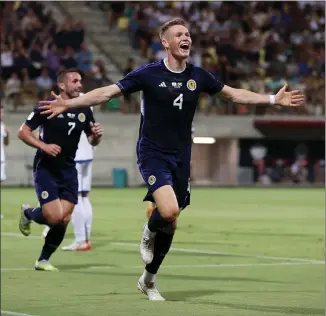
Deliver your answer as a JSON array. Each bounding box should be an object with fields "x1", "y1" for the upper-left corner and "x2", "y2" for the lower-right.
[
  {"x1": 161, "y1": 37, "x2": 169, "y2": 50},
  {"x1": 58, "y1": 82, "x2": 65, "y2": 91}
]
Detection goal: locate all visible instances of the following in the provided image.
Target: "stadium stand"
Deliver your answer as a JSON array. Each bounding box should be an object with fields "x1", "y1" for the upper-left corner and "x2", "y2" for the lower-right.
[
  {"x1": 0, "y1": 1, "x2": 112, "y2": 112},
  {"x1": 89, "y1": 1, "x2": 325, "y2": 116}
]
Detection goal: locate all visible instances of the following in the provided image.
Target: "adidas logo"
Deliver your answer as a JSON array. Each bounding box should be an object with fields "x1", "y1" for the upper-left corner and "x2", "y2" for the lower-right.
[
  {"x1": 57, "y1": 114, "x2": 64, "y2": 118},
  {"x1": 159, "y1": 82, "x2": 166, "y2": 87}
]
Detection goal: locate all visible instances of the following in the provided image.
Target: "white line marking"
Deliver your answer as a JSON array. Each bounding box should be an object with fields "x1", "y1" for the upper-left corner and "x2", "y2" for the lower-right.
[
  {"x1": 2, "y1": 261, "x2": 322, "y2": 273},
  {"x1": 87, "y1": 262, "x2": 322, "y2": 270},
  {"x1": 2, "y1": 232, "x2": 324, "y2": 264},
  {"x1": 112, "y1": 242, "x2": 325, "y2": 264},
  {"x1": 1, "y1": 310, "x2": 37, "y2": 316},
  {"x1": 1, "y1": 268, "x2": 33, "y2": 272}
]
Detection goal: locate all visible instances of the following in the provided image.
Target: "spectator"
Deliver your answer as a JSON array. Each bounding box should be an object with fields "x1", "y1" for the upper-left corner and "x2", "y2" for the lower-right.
[
  {"x1": 35, "y1": 68, "x2": 53, "y2": 99},
  {"x1": 1, "y1": 43, "x2": 14, "y2": 80},
  {"x1": 62, "y1": 46, "x2": 78, "y2": 69},
  {"x1": 5, "y1": 73, "x2": 23, "y2": 112},
  {"x1": 76, "y1": 42, "x2": 93, "y2": 74}
]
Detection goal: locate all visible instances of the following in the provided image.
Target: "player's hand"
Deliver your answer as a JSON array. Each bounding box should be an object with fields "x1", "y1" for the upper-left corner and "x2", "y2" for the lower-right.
[
  {"x1": 39, "y1": 91, "x2": 68, "y2": 119},
  {"x1": 275, "y1": 84, "x2": 305, "y2": 107},
  {"x1": 42, "y1": 144, "x2": 62, "y2": 157},
  {"x1": 90, "y1": 122, "x2": 103, "y2": 139}
]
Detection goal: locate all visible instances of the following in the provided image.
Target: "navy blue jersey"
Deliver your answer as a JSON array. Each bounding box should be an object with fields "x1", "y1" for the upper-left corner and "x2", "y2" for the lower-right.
[
  {"x1": 116, "y1": 59, "x2": 224, "y2": 153},
  {"x1": 25, "y1": 101, "x2": 95, "y2": 174}
]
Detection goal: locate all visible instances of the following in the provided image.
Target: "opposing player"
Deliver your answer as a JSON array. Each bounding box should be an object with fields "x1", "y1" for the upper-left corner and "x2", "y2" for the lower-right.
[
  {"x1": 39, "y1": 18, "x2": 304, "y2": 297},
  {"x1": 62, "y1": 105, "x2": 95, "y2": 251},
  {"x1": 1, "y1": 106, "x2": 9, "y2": 219},
  {"x1": 18, "y1": 68, "x2": 103, "y2": 271}
]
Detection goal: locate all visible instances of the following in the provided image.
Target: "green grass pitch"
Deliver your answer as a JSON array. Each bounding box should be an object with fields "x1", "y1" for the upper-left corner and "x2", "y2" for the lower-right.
[{"x1": 1, "y1": 187, "x2": 324, "y2": 316}]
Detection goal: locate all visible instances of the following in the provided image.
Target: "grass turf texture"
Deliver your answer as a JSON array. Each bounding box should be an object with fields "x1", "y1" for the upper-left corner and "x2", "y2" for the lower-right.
[{"x1": 1, "y1": 188, "x2": 324, "y2": 316}]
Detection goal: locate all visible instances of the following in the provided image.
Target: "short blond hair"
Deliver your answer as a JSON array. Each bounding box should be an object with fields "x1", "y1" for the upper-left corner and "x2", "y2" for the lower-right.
[{"x1": 159, "y1": 18, "x2": 187, "y2": 40}]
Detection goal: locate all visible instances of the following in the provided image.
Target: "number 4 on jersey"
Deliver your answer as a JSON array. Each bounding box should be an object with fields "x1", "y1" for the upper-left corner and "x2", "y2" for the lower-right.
[{"x1": 173, "y1": 93, "x2": 183, "y2": 110}]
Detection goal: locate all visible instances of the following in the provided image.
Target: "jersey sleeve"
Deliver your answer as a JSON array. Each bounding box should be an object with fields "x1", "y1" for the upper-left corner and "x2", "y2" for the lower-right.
[
  {"x1": 199, "y1": 68, "x2": 224, "y2": 96},
  {"x1": 24, "y1": 105, "x2": 47, "y2": 130},
  {"x1": 116, "y1": 67, "x2": 146, "y2": 94},
  {"x1": 84, "y1": 108, "x2": 96, "y2": 136}
]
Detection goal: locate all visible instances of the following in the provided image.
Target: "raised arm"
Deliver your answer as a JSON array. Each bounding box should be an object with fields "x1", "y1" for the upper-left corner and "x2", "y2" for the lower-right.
[
  {"x1": 219, "y1": 84, "x2": 305, "y2": 107},
  {"x1": 39, "y1": 84, "x2": 122, "y2": 119}
]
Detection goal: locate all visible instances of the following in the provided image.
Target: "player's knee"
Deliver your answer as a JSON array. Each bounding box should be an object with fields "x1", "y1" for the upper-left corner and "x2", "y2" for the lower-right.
[
  {"x1": 161, "y1": 205, "x2": 179, "y2": 222},
  {"x1": 45, "y1": 212, "x2": 63, "y2": 225},
  {"x1": 63, "y1": 214, "x2": 71, "y2": 225},
  {"x1": 162, "y1": 219, "x2": 178, "y2": 234}
]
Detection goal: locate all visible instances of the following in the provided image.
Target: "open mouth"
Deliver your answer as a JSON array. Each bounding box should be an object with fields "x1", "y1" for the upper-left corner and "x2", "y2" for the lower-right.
[{"x1": 179, "y1": 42, "x2": 190, "y2": 52}]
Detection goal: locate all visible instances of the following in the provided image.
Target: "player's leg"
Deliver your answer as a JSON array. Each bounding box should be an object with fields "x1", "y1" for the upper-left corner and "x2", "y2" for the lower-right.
[
  {"x1": 139, "y1": 158, "x2": 191, "y2": 301},
  {"x1": 62, "y1": 163, "x2": 87, "y2": 250},
  {"x1": 81, "y1": 162, "x2": 93, "y2": 245},
  {"x1": 1, "y1": 162, "x2": 6, "y2": 219},
  {"x1": 138, "y1": 157, "x2": 180, "y2": 264},
  {"x1": 19, "y1": 171, "x2": 64, "y2": 236},
  {"x1": 138, "y1": 219, "x2": 177, "y2": 301},
  {"x1": 35, "y1": 199, "x2": 75, "y2": 271}
]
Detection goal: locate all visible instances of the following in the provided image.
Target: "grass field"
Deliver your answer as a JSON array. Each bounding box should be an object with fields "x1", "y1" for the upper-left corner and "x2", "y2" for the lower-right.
[{"x1": 1, "y1": 188, "x2": 324, "y2": 316}]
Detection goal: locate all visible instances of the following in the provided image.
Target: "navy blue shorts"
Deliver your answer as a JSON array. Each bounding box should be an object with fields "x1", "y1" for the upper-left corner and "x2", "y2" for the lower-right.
[
  {"x1": 138, "y1": 150, "x2": 191, "y2": 210},
  {"x1": 34, "y1": 167, "x2": 78, "y2": 206}
]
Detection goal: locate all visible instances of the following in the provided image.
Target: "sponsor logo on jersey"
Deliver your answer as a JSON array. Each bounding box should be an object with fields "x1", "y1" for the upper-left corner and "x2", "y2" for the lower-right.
[{"x1": 187, "y1": 79, "x2": 196, "y2": 91}]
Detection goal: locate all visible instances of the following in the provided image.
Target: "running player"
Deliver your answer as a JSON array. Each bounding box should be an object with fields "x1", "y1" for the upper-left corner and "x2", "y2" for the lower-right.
[
  {"x1": 62, "y1": 105, "x2": 95, "y2": 251},
  {"x1": 18, "y1": 68, "x2": 103, "y2": 271},
  {"x1": 38, "y1": 18, "x2": 304, "y2": 296}
]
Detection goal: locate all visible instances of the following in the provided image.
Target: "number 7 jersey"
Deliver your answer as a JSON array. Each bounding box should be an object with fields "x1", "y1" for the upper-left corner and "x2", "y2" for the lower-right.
[
  {"x1": 24, "y1": 101, "x2": 95, "y2": 173},
  {"x1": 116, "y1": 59, "x2": 224, "y2": 153}
]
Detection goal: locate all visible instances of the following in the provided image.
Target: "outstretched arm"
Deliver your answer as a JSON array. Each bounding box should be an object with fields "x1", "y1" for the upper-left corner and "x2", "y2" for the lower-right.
[
  {"x1": 40, "y1": 84, "x2": 122, "y2": 119},
  {"x1": 220, "y1": 84, "x2": 305, "y2": 107}
]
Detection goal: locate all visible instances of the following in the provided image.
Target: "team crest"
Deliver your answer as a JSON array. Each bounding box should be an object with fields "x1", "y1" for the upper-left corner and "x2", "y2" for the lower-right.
[
  {"x1": 187, "y1": 79, "x2": 196, "y2": 91},
  {"x1": 41, "y1": 191, "x2": 49, "y2": 199},
  {"x1": 148, "y1": 175, "x2": 156, "y2": 186},
  {"x1": 78, "y1": 113, "x2": 86, "y2": 122}
]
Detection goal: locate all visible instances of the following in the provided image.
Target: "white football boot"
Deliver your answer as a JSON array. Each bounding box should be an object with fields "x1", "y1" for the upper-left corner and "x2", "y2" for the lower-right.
[
  {"x1": 137, "y1": 274, "x2": 165, "y2": 301},
  {"x1": 140, "y1": 223, "x2": 156, "y2": 264}
]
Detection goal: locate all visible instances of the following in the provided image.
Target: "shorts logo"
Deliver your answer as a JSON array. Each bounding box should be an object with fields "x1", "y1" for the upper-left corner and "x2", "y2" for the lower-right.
[
  {"x1": 148, "y1": 175, "x2": 156, "y2": 186},
  {"x1": 187, "y1": 79, "x2": 196, "y2": 91},
  {"x1": 78, "y1": 113, "x2": 86, "y2": 123},
  {"x1": 41, "y1": 191, "x2": 49, "y2": 199}
]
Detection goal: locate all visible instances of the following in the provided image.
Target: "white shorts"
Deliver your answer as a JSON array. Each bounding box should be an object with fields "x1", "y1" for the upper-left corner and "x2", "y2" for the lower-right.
[
  {"x1": 1, "y1": 162, "x2": 6, "y2": 181},
  {"x1": 76, "y1": 161, "x2": 93, "y2": 194}
]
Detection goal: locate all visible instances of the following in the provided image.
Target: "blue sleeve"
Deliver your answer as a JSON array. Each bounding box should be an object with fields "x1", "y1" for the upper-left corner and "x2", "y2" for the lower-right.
[
  {"x1": 24, "y1": 105, "x2": 47, "y2": 130},
  {"x1": 84, "y1": 108, "x2": 95, "y2": 136},
  {"x1": 199, "y1": 68, "x2": 224, "y2": 96},
  {"x1": 116, "y1": 67, "x2": 146, "y2": 94}
]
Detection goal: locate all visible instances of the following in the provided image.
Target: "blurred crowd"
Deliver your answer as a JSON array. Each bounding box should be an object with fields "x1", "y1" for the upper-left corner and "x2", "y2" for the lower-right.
[
  {"x1": 96, "y1": 1, "x2": 325, "y2": 116},
  {"x1": 0, "y1": 2, "x2": 109, "y2": 112}
]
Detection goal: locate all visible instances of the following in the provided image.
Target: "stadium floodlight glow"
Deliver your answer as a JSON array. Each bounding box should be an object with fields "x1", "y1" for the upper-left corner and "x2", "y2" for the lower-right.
[{"x1": 193, "y1": 137, "x2": 216, "y2": 144}]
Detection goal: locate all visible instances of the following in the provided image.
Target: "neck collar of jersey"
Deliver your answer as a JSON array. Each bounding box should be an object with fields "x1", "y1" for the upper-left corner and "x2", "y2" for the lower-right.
[{"x1": 163, "y1": 58, "x2": 186, "y2": 73}]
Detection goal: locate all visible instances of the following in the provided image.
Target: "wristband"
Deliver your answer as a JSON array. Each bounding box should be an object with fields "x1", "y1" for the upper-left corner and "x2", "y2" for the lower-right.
[{"x1": 269, "y1": 95, "x2": 276, "y2": 105}]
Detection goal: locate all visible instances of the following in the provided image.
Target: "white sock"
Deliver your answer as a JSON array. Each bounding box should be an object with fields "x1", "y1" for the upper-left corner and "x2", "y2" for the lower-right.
[
  {"x1": 83, "y1": 196, "x2": 93, "y2": 241},
  {"x1": 142, "y1": 270, "x2": 156, "y2": 283},
  {"x1": 71, "y1": 195, "x2": 86, "y2": 242}
]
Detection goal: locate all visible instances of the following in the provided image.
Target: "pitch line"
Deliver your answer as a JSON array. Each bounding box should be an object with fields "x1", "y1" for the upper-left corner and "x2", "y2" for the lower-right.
[
  {"x1": 1, "y1": 310, "x2": 37, "y2": 316},
  {"x1": 2, "y1": 232, "x2": 324, "y2": 264}
]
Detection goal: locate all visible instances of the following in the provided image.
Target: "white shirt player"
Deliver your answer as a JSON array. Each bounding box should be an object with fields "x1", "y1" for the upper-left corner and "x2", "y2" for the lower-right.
[
  {"x1": 1, "y1": 121, "x2": 7, "y2": 164},
  {"x1": 1, "y1": 121, "x2": 8, "y2": 182},
  {"x1": 75, "y1": 94, "x2": 93, "y2": 162}
]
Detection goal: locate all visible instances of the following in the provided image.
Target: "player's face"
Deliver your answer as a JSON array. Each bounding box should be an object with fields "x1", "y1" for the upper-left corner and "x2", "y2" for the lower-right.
[
  {"x1": 63, "y1": 72, "x2": 83, "y2": 99},
  {"x1": 163, "y1": 25, "x2": 192, "y2": 60}
]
